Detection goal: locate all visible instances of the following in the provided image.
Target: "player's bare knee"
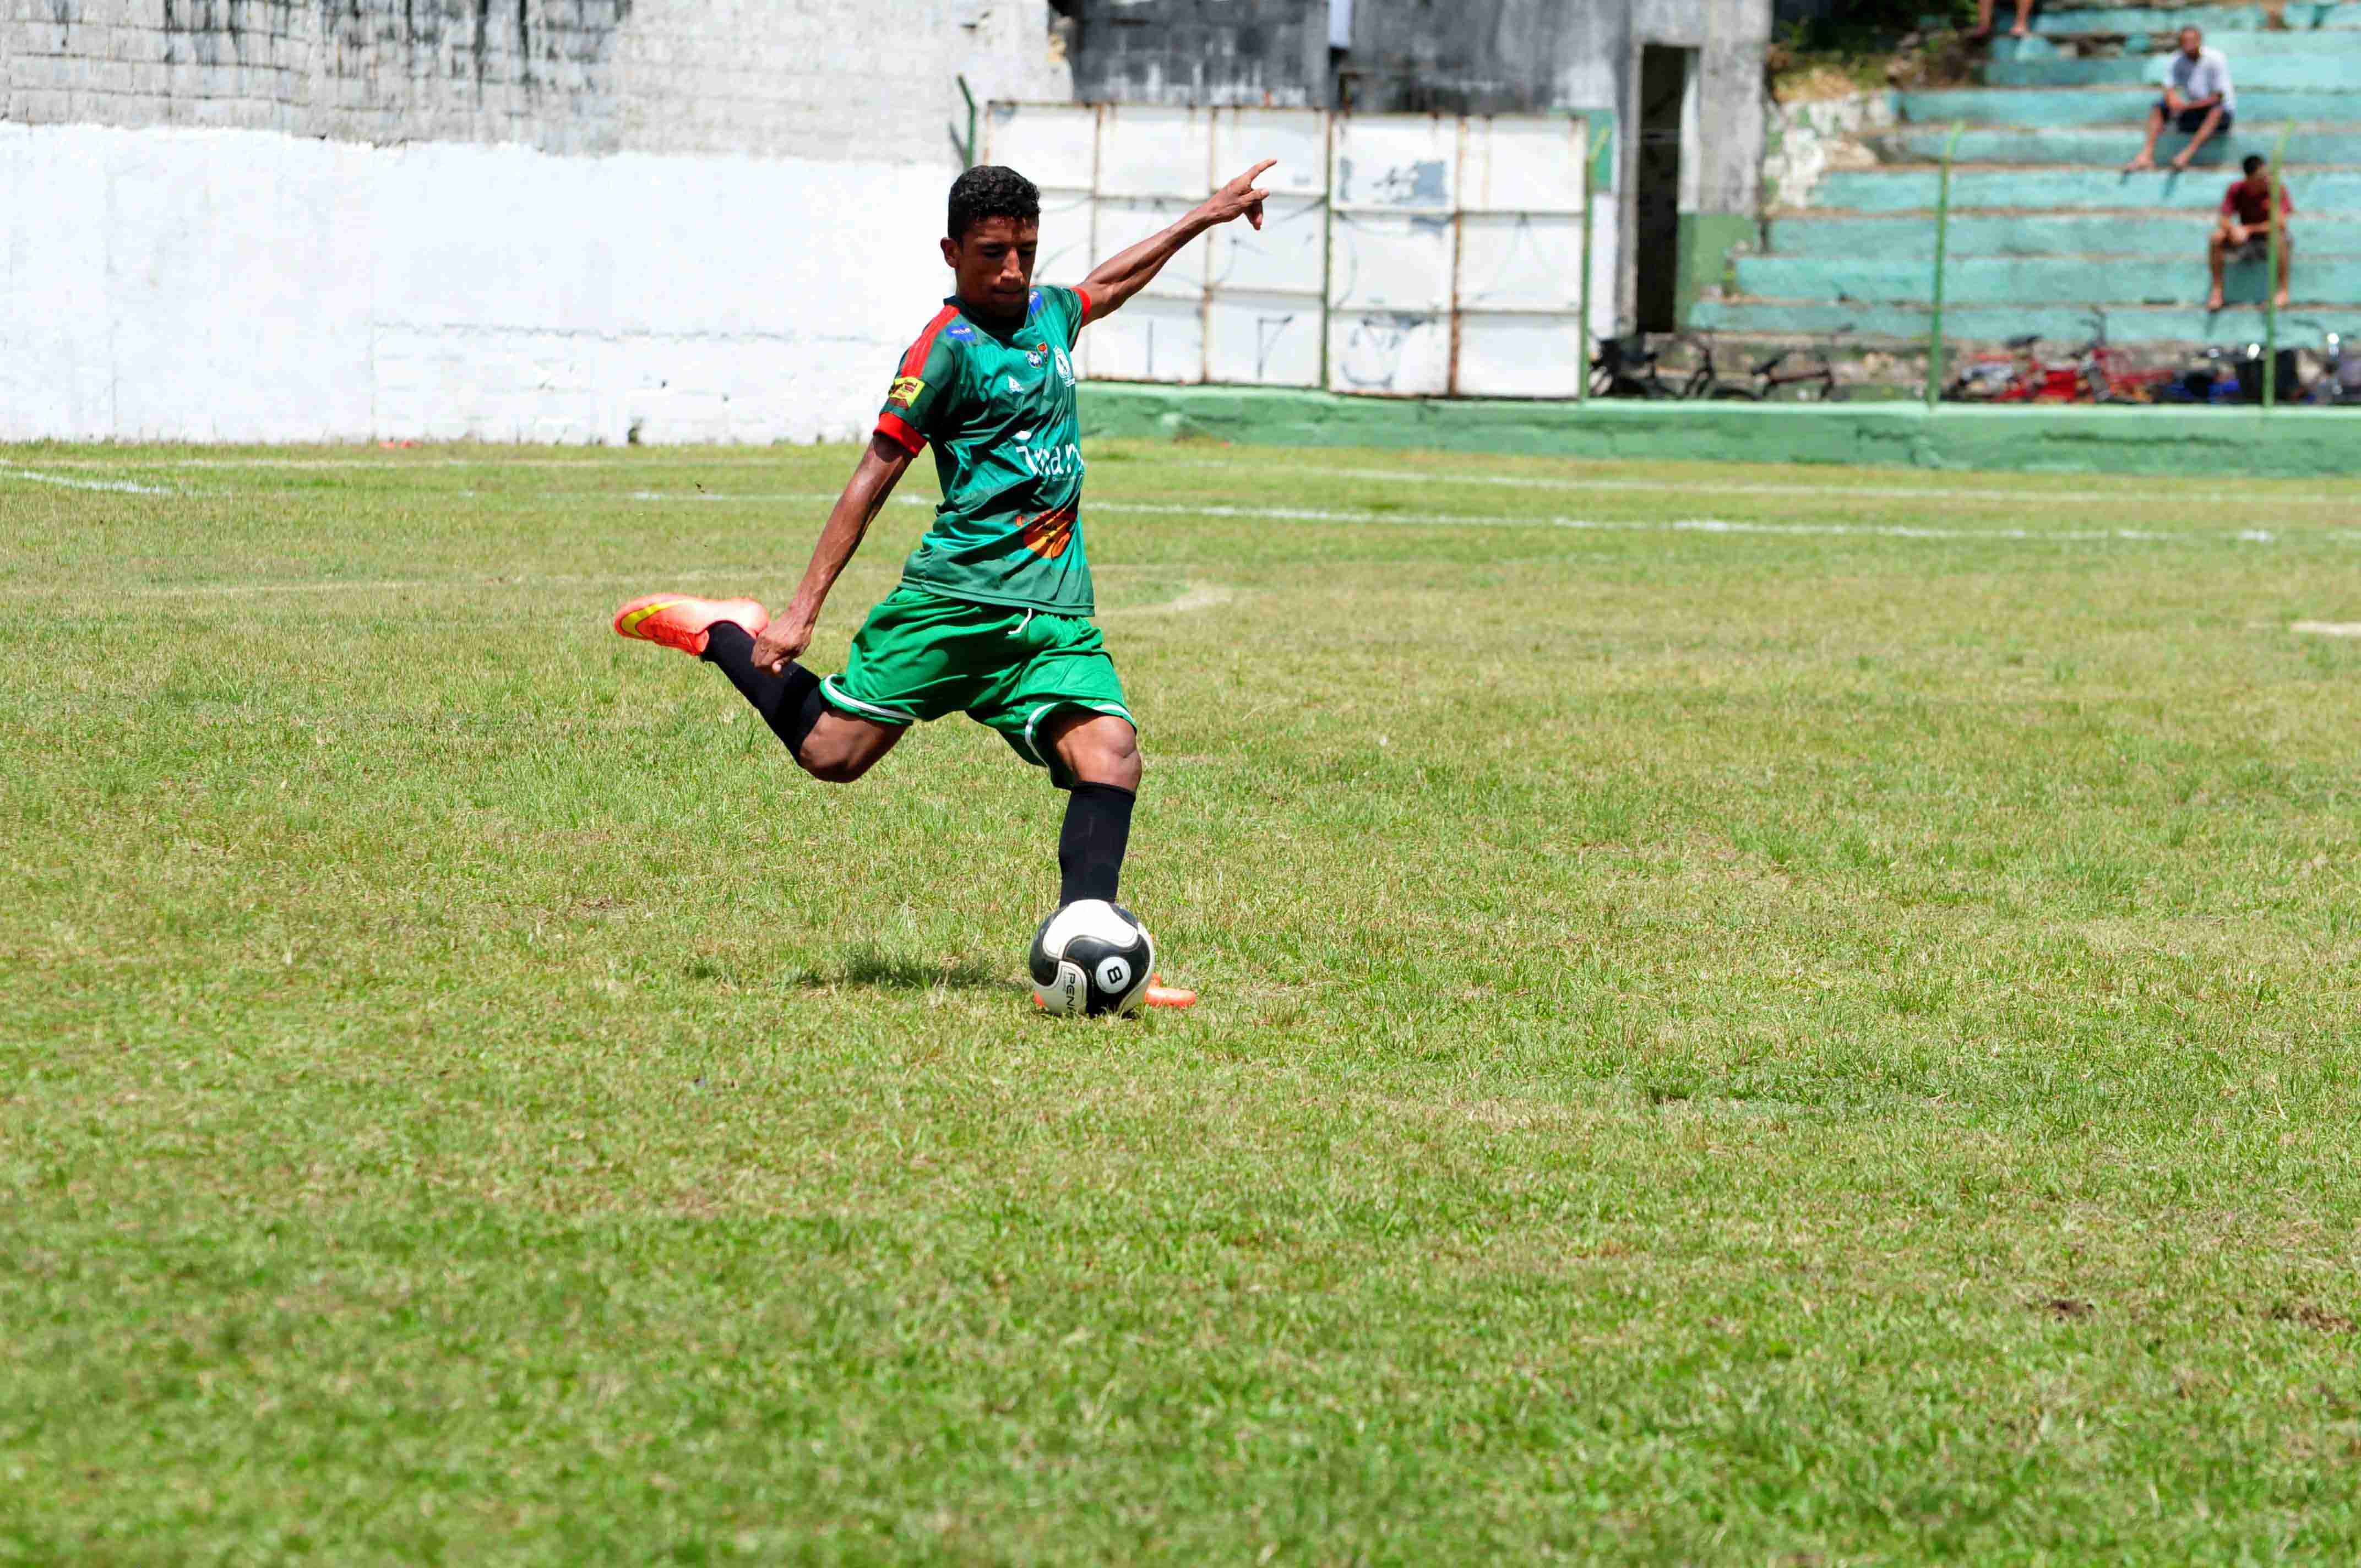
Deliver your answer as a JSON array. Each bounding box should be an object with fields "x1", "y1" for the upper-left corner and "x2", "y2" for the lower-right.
[
  {"x1": 796, "y1": 737, "x2": 871, "y2": 785},
  {"x1": 1058, "y1": 717, "x2": 1140, "y2": 791},
  {"x1": 1084, "y1": 744, "x2": 1143, "y2": 793}
]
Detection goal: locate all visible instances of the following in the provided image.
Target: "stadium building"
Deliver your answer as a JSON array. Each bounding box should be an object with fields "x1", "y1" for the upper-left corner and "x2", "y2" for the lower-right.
[{"x1": 0, "y1": 0, "x2": 1770, "y2": 441}]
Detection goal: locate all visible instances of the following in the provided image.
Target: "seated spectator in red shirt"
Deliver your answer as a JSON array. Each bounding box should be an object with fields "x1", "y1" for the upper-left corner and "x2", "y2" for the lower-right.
[{"x1": 2209, "y1": 155, "x2": 2293, "y2": 311}]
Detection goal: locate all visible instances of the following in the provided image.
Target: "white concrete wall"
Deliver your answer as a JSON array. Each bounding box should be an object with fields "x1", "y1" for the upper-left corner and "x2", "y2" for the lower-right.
[
  {"x1": 0, "y1": 1, "x2": 1074, "y2": 442},
  {"x1": 1, "y1": 0, "x2": 1071, "y2": 161},
  {"x1": 0, "y1": 121, "x2": 951, "y2": 442}
]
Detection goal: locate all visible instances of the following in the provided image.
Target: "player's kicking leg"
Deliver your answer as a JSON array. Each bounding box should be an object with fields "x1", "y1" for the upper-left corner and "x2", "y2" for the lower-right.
[
  {"x1": 611, "y1": 594, "x2": 900, "y2": 782},
  {"x1": 1040, "y1": 710, "x2": 1194, "y2": 1009}
]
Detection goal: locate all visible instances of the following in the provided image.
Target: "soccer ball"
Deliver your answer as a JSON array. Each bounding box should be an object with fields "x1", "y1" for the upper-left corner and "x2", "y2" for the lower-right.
[{"x1": 1029, "y1": 900, "x2": 1155, "y2": 1016}]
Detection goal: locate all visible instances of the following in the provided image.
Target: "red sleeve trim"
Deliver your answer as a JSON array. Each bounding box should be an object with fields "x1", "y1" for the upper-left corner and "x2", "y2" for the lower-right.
[
  {"x1": 875, "y1": 411, "x2": 925, "y2": 455},
  {"x1": 898, "y1": 305, "x2": 959, "y2": 377},
  {"x1": 1074, "y1": 286, "x2": 1094, "y2": 326}
]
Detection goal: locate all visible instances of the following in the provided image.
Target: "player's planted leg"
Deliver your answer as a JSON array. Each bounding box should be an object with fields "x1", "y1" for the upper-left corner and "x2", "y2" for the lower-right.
[
  {"x1": 1046, "y1": 710, "x2": 1140, "y2": 902},
  {"x1": 1044, "y1": 711, "x2": 1192, "y2": 1007}
]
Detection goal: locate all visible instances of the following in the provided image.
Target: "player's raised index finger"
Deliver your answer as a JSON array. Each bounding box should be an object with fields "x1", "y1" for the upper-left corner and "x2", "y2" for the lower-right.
[{"x1": 1238, "y1": 159, "x2": 1278, "y2": 186}]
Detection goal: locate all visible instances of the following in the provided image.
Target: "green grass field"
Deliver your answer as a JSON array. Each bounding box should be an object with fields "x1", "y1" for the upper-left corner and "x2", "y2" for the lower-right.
[{"x1": 5, "y1": 437, "x2": 2360, "y2": 1563}]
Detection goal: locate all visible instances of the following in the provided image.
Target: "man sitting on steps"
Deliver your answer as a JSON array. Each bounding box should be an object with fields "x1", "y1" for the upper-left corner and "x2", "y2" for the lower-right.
[
  {"x1": 2208, "y1": 154, "x2": 2294, "y2": 311},
  {"x1": 2125, "y1": 26, "x2": 2235, "y2": 174}
]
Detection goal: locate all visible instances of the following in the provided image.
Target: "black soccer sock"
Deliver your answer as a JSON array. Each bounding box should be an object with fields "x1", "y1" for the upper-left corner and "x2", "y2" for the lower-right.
[
  {"x1": 1058, "y1": 782, "x2": 1136, "y2": 905},
  {"x1": 701, "y1": 620, "x2": 829, "y2": 761}
]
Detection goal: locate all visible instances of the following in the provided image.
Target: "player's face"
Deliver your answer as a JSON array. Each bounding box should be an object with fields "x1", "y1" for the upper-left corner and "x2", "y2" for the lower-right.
[
  {"x1": 943, "y1": 216, "x2": 1039, "y2": 320},
  {"x1": 2179, "y1": 26, "x2": 2201, "y2": 56}
]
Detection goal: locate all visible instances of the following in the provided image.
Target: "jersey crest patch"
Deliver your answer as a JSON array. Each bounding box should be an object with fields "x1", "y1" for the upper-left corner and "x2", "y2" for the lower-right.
[{"x1": 888, "y1": 375, "x2": 924, "y2": 407}]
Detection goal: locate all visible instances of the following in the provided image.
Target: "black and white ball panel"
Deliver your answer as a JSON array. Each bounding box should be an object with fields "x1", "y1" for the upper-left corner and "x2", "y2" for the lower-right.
[{"x1": 1030, "y1": 899, "x2": 1155, "y2": 1016}]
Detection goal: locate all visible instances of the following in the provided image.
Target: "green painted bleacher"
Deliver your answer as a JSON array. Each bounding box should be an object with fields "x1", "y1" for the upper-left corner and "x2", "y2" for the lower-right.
[{"x1": 1701, "y1": 1, "x2": 2361, "y2": 350}]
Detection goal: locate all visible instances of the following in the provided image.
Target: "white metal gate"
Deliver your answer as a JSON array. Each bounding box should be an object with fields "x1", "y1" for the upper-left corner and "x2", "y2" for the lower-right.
[{"x1": 982, "y1": 103, "x2": 1594, "y2": 399}]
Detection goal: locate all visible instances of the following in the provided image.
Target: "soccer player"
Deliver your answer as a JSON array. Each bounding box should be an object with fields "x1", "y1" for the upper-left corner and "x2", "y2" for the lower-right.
[{"x1": 612, "y1": 159, "x2": 1276, "y2": 1008}]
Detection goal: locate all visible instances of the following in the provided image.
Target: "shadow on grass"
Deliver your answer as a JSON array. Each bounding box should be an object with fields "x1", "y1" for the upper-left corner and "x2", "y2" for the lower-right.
[{"x1": 800, "y1": 944, "x2": 1014, "y2": 995}]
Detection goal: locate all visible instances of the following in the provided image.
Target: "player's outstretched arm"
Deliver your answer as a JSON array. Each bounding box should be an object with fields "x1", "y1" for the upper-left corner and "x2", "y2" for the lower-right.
[
  {"x1": 750, "y1": 432, "x2": 916, "y2": 675},
  {"x1": 1080, "y1": 160, "x2": 1275, "y2": 321}
]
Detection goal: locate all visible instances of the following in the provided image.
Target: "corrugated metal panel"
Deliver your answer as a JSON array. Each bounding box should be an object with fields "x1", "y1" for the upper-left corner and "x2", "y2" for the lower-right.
[{"x1": 986, "y1": 102, "x2": 1587, "y2": 397}]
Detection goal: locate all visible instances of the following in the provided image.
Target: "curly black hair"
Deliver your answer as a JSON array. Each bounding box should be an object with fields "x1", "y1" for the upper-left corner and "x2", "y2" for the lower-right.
[{"x1": 947, "y1": 165, "x2": 1041, "y2": 241}]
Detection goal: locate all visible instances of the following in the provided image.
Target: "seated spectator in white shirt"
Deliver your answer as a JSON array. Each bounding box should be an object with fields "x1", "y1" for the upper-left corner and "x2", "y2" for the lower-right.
[{"x1": 2125, "y1": 28, "x2": 2235, "y2": 174}]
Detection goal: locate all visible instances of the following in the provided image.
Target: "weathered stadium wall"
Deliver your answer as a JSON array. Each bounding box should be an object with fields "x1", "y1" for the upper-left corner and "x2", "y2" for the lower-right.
[
  {"x1": 1060, "y1": 0, "x2": 1771, "y2": 330},
  {"x1": 0, "y1": 1, "x2": 1070, "y2": 442}
]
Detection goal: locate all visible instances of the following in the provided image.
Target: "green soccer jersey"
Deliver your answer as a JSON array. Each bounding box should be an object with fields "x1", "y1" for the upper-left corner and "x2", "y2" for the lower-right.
[{"x1": 874, "y1": 285, "x2": 1095, "y2": 616}]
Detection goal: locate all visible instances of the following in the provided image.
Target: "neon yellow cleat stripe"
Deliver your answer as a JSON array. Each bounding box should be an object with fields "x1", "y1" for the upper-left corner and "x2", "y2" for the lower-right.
[{"x1": 618, "y1": 600, "x2": 684, "y2": 635}]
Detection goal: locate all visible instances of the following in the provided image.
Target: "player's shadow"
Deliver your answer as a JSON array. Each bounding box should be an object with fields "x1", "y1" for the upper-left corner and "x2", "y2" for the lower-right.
[{"x1": 806, "y1": 944, "x2": 1011, "y2": 995}]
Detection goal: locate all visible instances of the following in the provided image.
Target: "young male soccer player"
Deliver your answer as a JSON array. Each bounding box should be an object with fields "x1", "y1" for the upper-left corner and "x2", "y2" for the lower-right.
[{"x1": 612, "y1": 159, "x2": 1275, "y2": 1006}]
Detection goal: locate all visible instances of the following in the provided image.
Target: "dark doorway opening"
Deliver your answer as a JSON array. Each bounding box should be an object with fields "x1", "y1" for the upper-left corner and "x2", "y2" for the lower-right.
[{"x1": 1635, "y1": 45, "x2": 1691, "y2": 333}]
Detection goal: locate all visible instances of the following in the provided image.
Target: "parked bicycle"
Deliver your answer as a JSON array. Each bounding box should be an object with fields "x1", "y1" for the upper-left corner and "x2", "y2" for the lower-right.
[
  {"x1": 1587, "y1": 330, "x2": 1685, "y2": 399},
  {"x1": 1689, "y1": 325, "x2": 1854, "y2": 402},
  {"x1": 1945, "y1": 308, "x2": 2173, "y2": 404}
]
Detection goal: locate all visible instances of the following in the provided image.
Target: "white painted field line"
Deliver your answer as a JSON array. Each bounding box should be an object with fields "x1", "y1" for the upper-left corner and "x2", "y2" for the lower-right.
[
  {"x1": 1166, "y1": 456, "x2": 2357, "y2": 511},
  {"x1": 19, "y1": 450, "x2": 2346, "y2": 517},
  {"x1": 90, "y1": 564, "x2": 785, "y2": 602},
  {"x1": 10, "y1": 455, "x2": 728, "y2": 472},
  {"x1": 0, "y1": 460, "x2": 182, "y2": 496},
  {"x1": 581, "y1": 488, "x2": 2293, "y2": 545}
]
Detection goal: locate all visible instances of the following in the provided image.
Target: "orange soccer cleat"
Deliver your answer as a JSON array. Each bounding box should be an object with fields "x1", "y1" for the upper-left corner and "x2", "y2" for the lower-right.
[
  {"x1": 1143, "y1": 974, "x2": 1198, "y2": 1009},
  {"x1": 611, "y1": 594, "x2": 769, "y2": 656}
]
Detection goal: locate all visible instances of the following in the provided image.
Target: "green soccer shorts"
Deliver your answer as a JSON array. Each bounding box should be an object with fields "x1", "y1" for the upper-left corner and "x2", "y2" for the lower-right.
[{"x1": 820, "y1": 585, "x2": 1134, "y2": 786}]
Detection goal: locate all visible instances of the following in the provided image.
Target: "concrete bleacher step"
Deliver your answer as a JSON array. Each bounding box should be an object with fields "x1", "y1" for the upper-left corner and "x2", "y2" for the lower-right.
[
  {"x1": 1690, "y1": 298, "x2": 2358, "y2": 345},
  {"x1": 1725, "y1": 4, "x2": 2361, "y2": 357},
  {"x1": 1810, "y1": 165, "x2": 2361, "y2": 210},
  {"x1": 1987, "y1": 55, "x2": 2360, "y2": 88},
  {"x1": 1764, "y1": 210, "x2": 2357, "y2": 257},
  {"x1": 1900, "y1": 86, "x2": 2357, "y2": 126},
  {"x1": 1872, "y1": 126, "x2": 2361, "y2": 164},
  {"x1": 2028, "y1": 3, "x2": 2361, "y2": 36},
  {"x1": 1997, "y1": 27, "x2": 2355, "y2": 60},
  {"x1": 1737, "y1": 253, "x2": 2359, "y2": 304}
]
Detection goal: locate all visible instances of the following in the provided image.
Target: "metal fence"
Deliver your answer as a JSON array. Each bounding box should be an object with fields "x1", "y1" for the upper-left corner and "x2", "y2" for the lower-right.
[{"x1": 982, "y1": 102, "x2": 1602, "y2": 399}]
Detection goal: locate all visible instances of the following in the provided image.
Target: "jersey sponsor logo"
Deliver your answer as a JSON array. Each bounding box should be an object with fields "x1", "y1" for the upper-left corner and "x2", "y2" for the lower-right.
[
  {"x1": 1017, "y1": 504, "x2": 1078, "y2": 560},
  {"x1": 1025, "y1": 345, "x2": 1048, "y2": 368},
  {"x1": 946, "y1": 323, "x2": 976, "y2": 341},
  {"x1": 1052, "y1": 346, "x2": 1074, "y2": 385},
  {"x1": 887, "y1": 374, "x2": 924, "y2": 407},
  {"x1": 1018, "y1": 439, "x2": 1081, "y2": 478}
]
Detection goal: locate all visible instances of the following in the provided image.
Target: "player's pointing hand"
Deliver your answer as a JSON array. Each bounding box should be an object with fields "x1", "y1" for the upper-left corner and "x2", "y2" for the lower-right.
[{"x1": 1204, "y1": 160, "x2": 1276, "y2": 231}]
